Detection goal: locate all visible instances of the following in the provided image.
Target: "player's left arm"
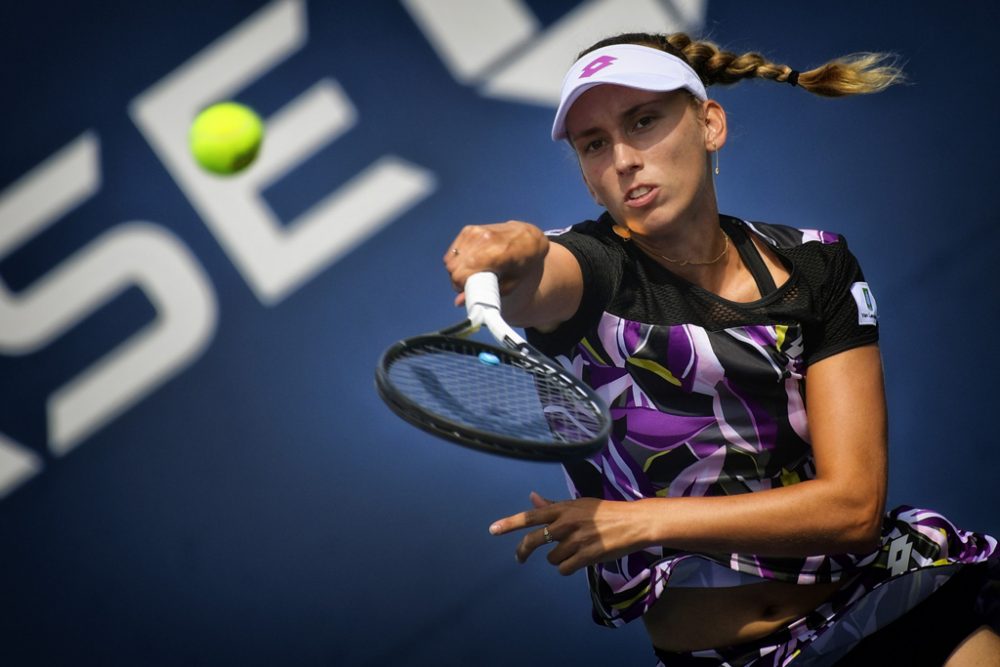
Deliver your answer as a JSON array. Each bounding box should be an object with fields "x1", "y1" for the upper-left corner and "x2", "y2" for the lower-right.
[
  {"x1": 491, "y1": 344, "x2": 889, "y2": 574},
  {"x1": 797, "y1": 342, "x2": 889, "y2": 543}
]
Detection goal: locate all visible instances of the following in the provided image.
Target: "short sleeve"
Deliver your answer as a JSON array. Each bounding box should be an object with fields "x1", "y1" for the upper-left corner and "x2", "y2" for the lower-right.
[
  {"x1": 804, "y1": 236, "x2": 880, "y2": 365},
  {"x1": 526, "y1": 217, "x2": 625, "y2": 356}
]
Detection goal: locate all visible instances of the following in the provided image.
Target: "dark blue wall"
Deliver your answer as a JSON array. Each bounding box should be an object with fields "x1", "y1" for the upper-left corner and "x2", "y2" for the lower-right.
[{"x1": 1, "y1": 1, "x2": 996, "y2": 665}]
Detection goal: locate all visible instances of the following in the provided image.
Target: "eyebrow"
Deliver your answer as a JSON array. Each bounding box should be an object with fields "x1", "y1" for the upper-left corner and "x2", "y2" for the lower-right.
[{"x1": 569, "y1": 99, "x2": 664, "y2": 143}]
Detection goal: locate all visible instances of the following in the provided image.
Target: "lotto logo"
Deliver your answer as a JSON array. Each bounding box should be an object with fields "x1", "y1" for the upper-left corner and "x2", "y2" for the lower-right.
[{"x1": 579, "y1": 55, "x2": 617, "y2": 78}]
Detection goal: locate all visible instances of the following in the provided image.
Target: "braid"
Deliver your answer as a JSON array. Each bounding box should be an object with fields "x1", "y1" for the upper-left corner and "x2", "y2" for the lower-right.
[{"x1": 578, "y1": 32, "x2": 904, "y2": 97}]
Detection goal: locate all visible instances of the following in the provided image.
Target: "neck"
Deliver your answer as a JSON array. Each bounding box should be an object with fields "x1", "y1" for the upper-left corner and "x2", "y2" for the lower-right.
[
  {"x1": 634, "y1": 227, "x2": 729, "y2": 267},
  {"x1": 636, "y1": 223, "x2": 732, "y2": 284},
  {"x1": 639, "y1": 180, "x2": 728, "y2": 277},
  {"x1": 635, "y1": 190, "x2": 721, "y2": 251}
]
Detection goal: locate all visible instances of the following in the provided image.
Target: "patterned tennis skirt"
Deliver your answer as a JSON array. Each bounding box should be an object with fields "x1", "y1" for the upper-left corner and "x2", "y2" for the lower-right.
[{"x1": 646, "y1": 506, "x2": 999, "y2": 666}]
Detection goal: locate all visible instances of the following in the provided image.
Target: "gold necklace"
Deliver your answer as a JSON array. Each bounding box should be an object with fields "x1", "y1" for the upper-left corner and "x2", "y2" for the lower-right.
[{"x1": 633, "y1": 230, "x2": 730, "y2": 267}]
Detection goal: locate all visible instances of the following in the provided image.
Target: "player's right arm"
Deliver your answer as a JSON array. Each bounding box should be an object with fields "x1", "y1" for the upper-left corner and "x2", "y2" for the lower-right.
[{"x1": 442, "y1": 221, "x2": 583, "y2": 332}]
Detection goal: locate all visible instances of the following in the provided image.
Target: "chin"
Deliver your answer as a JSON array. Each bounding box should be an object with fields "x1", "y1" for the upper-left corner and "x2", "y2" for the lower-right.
[{"x1": 623, "y1": 208, "x2": 676, "y2": 236}]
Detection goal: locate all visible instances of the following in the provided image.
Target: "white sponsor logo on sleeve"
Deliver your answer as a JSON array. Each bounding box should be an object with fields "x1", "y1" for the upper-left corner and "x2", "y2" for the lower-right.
[{"x1": 851, "y1": 282, "x2": 878, "y2": 326}]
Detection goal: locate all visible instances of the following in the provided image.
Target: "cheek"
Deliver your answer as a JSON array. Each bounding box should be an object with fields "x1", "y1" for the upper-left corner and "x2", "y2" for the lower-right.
[
  {"x1": 662, "y1": 140, "x2": 708, "y2": 186},
  {"x1": 579, "y1": 162, "x2": 612, "y2": 196},
  {"x1": 663, "y1": 115, "x2": 710, "y2": 170}
]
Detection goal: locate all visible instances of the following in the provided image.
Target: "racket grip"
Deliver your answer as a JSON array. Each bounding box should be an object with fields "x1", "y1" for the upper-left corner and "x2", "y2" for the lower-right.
[
  {"x1": 464, "y1": 272, "x2": 527, "y2": 347},
  {"x1": 464, "y1": 272, "x2": 501, "y2": 321}
]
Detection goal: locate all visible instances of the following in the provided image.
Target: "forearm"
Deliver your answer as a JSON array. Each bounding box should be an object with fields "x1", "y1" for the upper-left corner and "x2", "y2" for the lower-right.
[
  {"x1": 635, "y1": 477, "x2": 884, "y2": 557},
  {"x1": 495, "y1": 241, "x2": 548, "y2": 325},
  {"x1": 501, "y1": 243, "x2": 583, "y2": 330}
]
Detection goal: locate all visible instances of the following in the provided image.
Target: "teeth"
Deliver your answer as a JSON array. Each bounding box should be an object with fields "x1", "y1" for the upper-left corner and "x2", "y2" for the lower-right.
[{"x1": 628, "y1": 186, "x2": 651, "y2": 200}]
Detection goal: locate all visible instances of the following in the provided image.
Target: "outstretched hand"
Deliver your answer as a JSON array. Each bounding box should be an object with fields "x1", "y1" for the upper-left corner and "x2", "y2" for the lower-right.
[
  {"x1": 489, "y1": 491, "x2": 652, "y2": 575},
  {"x1": 442, "y1": 221, "x2": 548, "y2": 307}
]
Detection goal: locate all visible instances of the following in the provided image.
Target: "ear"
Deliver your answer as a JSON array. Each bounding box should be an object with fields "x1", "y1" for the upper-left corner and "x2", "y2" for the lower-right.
[{"x1": 701, "y1": 99, "x2": 728, "y2": 151}]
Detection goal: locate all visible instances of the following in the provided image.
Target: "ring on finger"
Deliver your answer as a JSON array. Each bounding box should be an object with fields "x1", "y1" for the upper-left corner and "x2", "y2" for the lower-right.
[{"x1": 543, "y1": 525, "x2": 554, "y2": 544}]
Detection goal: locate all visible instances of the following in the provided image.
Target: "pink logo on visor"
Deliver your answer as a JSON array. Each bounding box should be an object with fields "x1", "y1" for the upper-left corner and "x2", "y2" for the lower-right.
[{"x1": 579, "y1": 55, "x2": 617, "y2": 78}]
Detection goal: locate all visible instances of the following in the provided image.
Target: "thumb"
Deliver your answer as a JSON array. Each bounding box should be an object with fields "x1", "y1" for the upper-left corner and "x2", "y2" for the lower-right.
[{"x1": 529, "y1": 491, "x2": 554, "y2": 508}]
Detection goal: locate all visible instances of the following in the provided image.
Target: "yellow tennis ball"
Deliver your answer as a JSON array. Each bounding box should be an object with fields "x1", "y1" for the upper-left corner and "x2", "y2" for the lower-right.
[{"x1": 189, "y1": 102, "x2": 264, "y2": 175}]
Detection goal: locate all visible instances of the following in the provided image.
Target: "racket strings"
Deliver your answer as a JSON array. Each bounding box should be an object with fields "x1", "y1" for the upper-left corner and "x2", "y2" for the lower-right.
[{"x1": 386, "y1": 340, "x2": 603, "y2": 447}]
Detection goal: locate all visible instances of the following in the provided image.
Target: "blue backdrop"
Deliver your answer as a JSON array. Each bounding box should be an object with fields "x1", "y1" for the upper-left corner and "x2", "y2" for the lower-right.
[{"x1": 1, "y1": 1, "x2": 997, "y2": 665}]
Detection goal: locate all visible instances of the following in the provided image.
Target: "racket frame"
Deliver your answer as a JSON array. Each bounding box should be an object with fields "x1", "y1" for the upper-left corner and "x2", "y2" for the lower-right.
[{"x1": 374, "y1": 272, "x2": 611, "y2": 462}]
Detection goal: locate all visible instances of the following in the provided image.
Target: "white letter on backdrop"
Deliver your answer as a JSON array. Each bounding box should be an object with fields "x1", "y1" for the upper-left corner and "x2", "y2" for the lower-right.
[
  {"x1": 130, "y1": 0, "x2": 436, "y2": 305},
  {"x1": 0, "y1": 133, "x2": 218, "y2": 455}
]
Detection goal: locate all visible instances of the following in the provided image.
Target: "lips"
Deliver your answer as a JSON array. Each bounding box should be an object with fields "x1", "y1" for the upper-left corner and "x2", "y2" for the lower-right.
[{"x1": 624, "y1": 184, "x2": 657, "y2": 208}]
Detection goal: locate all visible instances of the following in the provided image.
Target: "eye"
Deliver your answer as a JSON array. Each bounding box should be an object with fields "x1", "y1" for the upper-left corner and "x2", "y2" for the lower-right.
[
  {"x1": 632, "y1": 115, "x2": 656, "y2": 131},
  {"x1": 579, "y1": 138, "x2": 606, "y2": 154}
]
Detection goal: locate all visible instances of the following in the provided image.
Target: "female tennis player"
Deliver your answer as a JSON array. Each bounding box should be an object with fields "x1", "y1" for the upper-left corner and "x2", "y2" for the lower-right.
[{"x1": 443, "y1": 33, "x2": 999, "y2": 666}]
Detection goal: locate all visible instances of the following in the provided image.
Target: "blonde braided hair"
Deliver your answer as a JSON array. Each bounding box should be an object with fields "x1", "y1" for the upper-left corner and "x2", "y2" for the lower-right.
[{"x1": 579, "y1": 32, "x2": 904, "y2": 97}]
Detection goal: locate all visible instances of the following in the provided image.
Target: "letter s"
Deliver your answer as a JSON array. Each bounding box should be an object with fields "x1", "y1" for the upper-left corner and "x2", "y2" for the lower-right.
[{"x1": 0, "y1": 133, "x2": 218, "y2": 455}]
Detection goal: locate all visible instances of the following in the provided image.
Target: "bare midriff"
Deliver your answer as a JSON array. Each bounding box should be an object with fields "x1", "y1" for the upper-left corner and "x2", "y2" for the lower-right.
[{"x1": 643, "y1": 579, "x2": 846, "y2": 652}]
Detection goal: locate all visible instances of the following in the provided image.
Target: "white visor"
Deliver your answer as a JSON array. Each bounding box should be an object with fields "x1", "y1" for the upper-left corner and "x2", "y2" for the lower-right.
[{"x1": 551, "y1": 44, "x2": 707, "y2": 141}]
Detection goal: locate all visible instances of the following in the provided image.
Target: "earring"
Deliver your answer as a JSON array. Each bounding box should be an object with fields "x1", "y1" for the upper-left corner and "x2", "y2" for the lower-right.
[{"x1": 712, "y1": 143, "x2": 720, "y2": 176}]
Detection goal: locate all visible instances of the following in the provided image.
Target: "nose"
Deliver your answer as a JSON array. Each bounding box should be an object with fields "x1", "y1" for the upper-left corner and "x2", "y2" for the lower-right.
[{"x1": 612, "y1": 140, "x2": 642, "y2": 175}]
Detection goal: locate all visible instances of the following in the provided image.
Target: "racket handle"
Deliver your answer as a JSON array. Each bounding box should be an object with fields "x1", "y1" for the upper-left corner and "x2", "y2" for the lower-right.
[
  {"x1": 465, "y1": 272, "x2": 501, "y2": 316},
  {"x1": 464, "y1": 272, "x2": 526, "y2": 347}
]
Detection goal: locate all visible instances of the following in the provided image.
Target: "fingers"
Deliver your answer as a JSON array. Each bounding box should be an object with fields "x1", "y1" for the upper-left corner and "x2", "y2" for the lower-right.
[
  {"x1": 490, "y1": 494, "x2": 556, "y2": 566},
  {"x1": 443, "y1": 242, "x2": 466, "y2": 295},
  {"x1": 489, "y1": 507, "x2": 547, "y2": 536},
  {"x1": 514, "y1": 526, "x2": 549, "y2": 564},
  {"x1": 442, "y1": 221, "x2": 547, "y2": 295},
  {"x1": 490, "y1": 494, "x2": 577, "y2": 572},
  {"x1": 547, "y1": 540, "x2": 585, "y2": 575},
  {"x1": 513, "y1": 523, "x2": 562, "y2": 565},
  {"x1": 489, "y1": 495, "x2": 622, "y2": 576},
  {"x1": 442, "y1": 225, "x2": 497, "y2": 293},
  {"x1": 513, "y1": 524, "x2": 587, "y2": 575},
  {"x1": 489, "y1": 492, "x2": 557, "y2": 535}
]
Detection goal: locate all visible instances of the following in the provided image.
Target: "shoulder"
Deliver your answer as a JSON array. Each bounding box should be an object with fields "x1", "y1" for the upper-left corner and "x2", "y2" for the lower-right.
[
  {"x1": 733, "y1": 216, "x2": 865, "y2": 284},
  {"x1": 737, "y1": 217, "x2": 846, "y2": 250},
  {"x1": 544, "y1": 213, "x2": 623, "y2": 251},
  {"x1": 731, "y1": 217, "x2": 880, "y2": 361},
  {"x1": 527, "y1": 214, "x2": 628, "y2": 355},
  {"x1": 543, "y1": 213, "x2": 629, "y2": 283}
]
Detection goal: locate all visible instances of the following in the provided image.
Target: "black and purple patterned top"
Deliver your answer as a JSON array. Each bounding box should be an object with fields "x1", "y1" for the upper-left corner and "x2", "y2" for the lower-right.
[{"x1": 528, "y1": 214, "x2": 997, "y2": 628}]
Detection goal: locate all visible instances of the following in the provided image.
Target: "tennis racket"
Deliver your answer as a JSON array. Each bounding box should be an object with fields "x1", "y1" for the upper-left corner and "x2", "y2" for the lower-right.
[{"x1": 375, "y1": 272, "x2": 611, "y2": 462}]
